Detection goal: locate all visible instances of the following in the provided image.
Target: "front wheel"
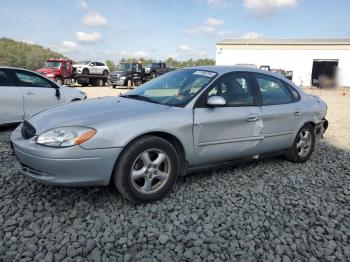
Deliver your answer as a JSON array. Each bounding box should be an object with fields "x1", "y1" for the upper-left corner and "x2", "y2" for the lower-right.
[
  {"x1": 54, "y1": 77, "x2": 63, "y2": 86},
  {"x1": 285, "y1": 124, "x2": 315, "y2": 163},
  {"x1": 113, "y1": 136, "x2": 180, "y2": 203},
  {"x1": 82, "y1": 68, "x2": 89, "y2": 75}
]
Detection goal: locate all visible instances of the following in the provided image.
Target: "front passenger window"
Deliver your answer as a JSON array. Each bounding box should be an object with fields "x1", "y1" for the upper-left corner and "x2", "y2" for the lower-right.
[
  {"x1": 207, "y1": 73, "x2": 254, "y2": 106},
  {"x1": 256, "y1": 74, "x2": 293, "y2": 105}
]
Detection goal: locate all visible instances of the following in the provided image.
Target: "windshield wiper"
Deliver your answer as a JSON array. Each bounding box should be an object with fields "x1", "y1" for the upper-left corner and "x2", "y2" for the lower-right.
[{"x1": 120, "y1": 94, "x2": 160, "y2": 104}]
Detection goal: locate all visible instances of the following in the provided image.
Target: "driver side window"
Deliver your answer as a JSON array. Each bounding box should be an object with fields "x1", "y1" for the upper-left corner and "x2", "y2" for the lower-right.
[{"x1": 206, "y1": 73, "x2": 254, "y2": 106}]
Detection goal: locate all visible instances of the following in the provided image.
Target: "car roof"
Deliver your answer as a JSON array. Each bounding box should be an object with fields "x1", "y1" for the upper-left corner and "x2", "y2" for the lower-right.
[{"x1": 187, "y1": 65, "x2": 288, "y2": 80}]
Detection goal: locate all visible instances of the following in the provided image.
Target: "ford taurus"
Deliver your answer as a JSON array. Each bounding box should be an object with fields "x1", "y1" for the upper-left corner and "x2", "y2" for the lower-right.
[{"x1": 11, "y1": 66, "x2": 328, "y2": 203}]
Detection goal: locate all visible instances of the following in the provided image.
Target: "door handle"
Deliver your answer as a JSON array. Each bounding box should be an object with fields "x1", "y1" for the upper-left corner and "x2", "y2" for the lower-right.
[
  {"x1": 25, "y1": 91, "x2": 35, "y2": 95},
  {"x1": 293, "y1": 109, "x2": 302, "y2": 116},
  {"x1": 246, "y1": 114, "x2": 260, "y2": 122}
]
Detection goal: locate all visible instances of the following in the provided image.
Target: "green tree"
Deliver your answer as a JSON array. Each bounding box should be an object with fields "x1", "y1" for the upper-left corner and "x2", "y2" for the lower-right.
[
  {"x1": 105, "y1": 60, "x2": 116, "y2": 72},
  {"x1": 0, "y1": 38, "x2": 65, "y2": 70}
]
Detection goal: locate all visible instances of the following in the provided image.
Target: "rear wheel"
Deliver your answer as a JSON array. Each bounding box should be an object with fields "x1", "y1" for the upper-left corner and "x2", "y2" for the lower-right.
[
  {"x1": 151, "y1": 71, "x2": 157, "y2": 79},
  {"x1": 103, "y1": 70, "x2": 108, "y2": 77},
  {"x1": 112, "y1": 85, "x2": 117, "y2": 89},
  {"x1": 113, "y1": 136, "x2": 180, "y2": 203},
  {"x1": 286, "y1": 124, "x2": 315, "y2": 163}
]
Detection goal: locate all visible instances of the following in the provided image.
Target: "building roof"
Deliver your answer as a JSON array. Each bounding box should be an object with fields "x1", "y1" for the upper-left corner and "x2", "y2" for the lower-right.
[{"x1": 218, "y1": 38, "x2": 350, "y2": 46}]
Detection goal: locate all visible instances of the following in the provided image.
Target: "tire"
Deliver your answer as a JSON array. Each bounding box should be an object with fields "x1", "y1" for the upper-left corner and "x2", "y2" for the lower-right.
[
  {"x1": 103, "y1": 70, "x2": 108, "y2": 77},
  {"x1": 112, "y1": 85, "x2": 116, "y2": 89},
  {"x1": 151, "y1": 71, "x2": 157, "y2": 79},
  {"x1": 113, "y1": 136, "x2": 180, "y2": 203},
  {"x1": 127, "y1": 79, "x2": 132, "y2": 87},
  {"x1": 285, "y1": 123, "x2": 315, "y2": 163},
  {"x1": 54, "y1": 76, "x2": 63, "y2": 86},
  {"x1": 81, "y1": 83, "x2": 89, "y2": 87},
  {"x1": 82, "y1": 68, "x2": 89, "y2": 75}
]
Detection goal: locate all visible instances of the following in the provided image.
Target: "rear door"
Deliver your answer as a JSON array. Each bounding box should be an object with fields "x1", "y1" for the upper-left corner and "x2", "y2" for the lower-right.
[
  {"x1": 253, "y1": 73, "x2": 303, "y2": 153},
  {"x1": 12, "y1": 69, "x2": 64, "y2": 119},
  {"x1": 0, "y1": 69, "x2": 24, "y2": 124},
  {"x1": 193, "y1": 72, "x2": 264, "y2": 165}
]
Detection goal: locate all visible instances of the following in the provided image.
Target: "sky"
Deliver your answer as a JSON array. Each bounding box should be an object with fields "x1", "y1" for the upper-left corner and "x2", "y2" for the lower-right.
[{"x1": 1, "y1": 0, "x2": 350, "y2": 62}]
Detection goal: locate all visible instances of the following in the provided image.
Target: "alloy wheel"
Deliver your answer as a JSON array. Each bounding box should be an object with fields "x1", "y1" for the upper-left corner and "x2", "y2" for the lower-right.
[
  {"x1": 130, "y1": 149, "x2": 171, "y2": 194},
  {"x1": 296, "y1": 129, "x2": 312, "y2": 157}
]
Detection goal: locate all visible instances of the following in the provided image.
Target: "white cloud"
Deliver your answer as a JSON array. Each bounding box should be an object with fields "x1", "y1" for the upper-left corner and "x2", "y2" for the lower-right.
[
  {"x1": 174, "y1": 45, "x2": 209, "y2": 59},
  {"x1": 244, "y1": 0, "x2": 297, "y2": 16},
  {"x1": 132, "y1": 51, "x2": 149, "y2": 58},
  {"x1": 206, "y1": 0, "x2": 229, "y2": 8},
  {"x1": 76, "y1": 31, "x2": 102, "y2": 43},
  {"x1": 177, "y1": 44, "x2": 191, "y2": 53},
  {"x1": 49, "y1": 41, "x2": 77, "y2": 53},
  {"x1": 118, "y1": 50, "x2": 149, "y2": 58},
  {"x1": 82, "y1": 12, "x2": 107, "y2": 27},
  {"x1": 241, "y1": 31, "x2": 264, "y2": 39},
  {"x1": 185, "y1": 17, "x2": 229, "y2": 37},
  {"x1": 205, "y1": 17, "x2": 224, "y2": 26},
  {"x1": 78, "y1": 0, "x2": 88, "y2": 10},
  {"x1": 61, "y1": 41, "x2": 77, "y2": 51}
]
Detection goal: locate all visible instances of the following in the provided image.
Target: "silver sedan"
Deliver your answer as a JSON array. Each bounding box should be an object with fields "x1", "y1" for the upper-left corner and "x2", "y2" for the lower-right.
[{"x1": 11, "y1": 66, "x2": 328, "y2": 203}]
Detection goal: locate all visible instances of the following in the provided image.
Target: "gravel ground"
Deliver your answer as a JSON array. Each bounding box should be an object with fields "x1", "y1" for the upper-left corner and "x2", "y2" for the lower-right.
[{"x1": 0, "y1": 88, "x2": 349, "y2": 261}]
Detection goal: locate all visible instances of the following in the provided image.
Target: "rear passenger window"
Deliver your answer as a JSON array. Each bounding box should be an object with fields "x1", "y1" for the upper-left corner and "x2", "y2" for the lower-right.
[
  {"x1": 256, "y1": 74, "x2": 293, "y2": 105},
  {"x1": 0, "y1": 70, "x2": 11, "y2": 86}
]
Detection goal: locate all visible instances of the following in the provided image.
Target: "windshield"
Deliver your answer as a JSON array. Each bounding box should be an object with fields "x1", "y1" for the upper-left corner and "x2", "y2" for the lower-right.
[
  {"x1": 117, "y1": 63, "x2": 132, "y2": 71},
  {"x1": 44, "y1": 61, "x2": 61, "y2": 68},
  {"x1": 78, "y1": 61, "x2": 91, "y2": 65},
  {"x1": 124, "y1": 69, "x2": 217, "y2": 107}
]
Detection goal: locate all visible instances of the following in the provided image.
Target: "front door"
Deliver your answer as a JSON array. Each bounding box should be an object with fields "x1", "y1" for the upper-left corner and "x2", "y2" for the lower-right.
[
  {"x1": 253, "y1": 73, "x2": 304, "y2": 153},
  {"x1": 193, "y1": 72, "x2": 263, "y2": 165},
  {"x1": 11, "y1": 69, "x2": 63, "y2": 119},
  {"x1": 0, "y1": 69, "x2": 24, "y2": 124}
]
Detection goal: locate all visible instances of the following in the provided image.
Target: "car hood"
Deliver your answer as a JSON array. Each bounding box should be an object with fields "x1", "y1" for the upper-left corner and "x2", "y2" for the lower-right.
[
  {"x1": 28, "y1": 97, "x2": 170, "y2": 134},
  {"x1": 35, "y1": 68, "x2": 58, "y2": 74}
]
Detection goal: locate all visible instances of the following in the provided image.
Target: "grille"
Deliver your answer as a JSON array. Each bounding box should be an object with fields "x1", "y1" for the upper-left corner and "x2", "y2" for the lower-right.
[{"x1": 21, "y1": 121, "x2": 36, "y2": 140}]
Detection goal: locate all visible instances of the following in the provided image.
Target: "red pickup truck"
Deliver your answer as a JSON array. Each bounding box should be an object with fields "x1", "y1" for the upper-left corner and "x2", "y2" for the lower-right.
[{"x1": 36, "y1": 58, "x2": 108, "y2": 86}]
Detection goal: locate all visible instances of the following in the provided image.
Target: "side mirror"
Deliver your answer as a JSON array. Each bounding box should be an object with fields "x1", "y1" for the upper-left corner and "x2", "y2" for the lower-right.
[{"x1": 207, "y1": 96, "x2": 226, "y2": 107}]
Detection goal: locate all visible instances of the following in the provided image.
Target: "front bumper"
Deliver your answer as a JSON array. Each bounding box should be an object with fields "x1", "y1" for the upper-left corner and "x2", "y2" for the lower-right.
[
  {"x1": 109, "y1": 77, "x2": 126, "y2": 86},
  {"x1": 10, "y1": 125, "x2": 123, "y2": 186},
  {"x1": 315, "y1": 118, "x2": 328, "y2": 140}
]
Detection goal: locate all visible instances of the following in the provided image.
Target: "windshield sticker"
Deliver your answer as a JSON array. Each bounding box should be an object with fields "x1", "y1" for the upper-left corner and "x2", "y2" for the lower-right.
[{"x1": 193, "y1": 71, "x2": 216, "y2": 77}]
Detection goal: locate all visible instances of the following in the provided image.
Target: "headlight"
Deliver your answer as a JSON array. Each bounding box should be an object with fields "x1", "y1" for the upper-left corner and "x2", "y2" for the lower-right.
[
  {"x1": 36, "y1": 127, "x2": 96, "y2": 147},
  {"x1": 46, "y1": 73, "x2": 55, "y2": 78}
]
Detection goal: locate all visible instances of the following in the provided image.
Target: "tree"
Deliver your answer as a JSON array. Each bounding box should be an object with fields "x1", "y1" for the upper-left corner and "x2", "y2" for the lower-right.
[
  {"x1": 0, "y1": 38, "x2": 65, "y2": 70},
  {"x1": 105, "y1": 60, "x2": 116, "y2": 72}
]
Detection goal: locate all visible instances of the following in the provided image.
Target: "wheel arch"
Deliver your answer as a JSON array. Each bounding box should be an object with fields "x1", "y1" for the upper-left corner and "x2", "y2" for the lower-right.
[{"x1": 110, "y1": 131, "x2": 187, "y2": 183}]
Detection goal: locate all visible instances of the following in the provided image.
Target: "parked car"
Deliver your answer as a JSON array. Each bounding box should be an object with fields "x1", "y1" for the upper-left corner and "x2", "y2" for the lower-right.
[
  {"x1": 73, "y1": 61, "x2": 109, "y2": 77},
  {"x1": 108, "y1": 62, "x2": 144, "y2": 88},
  {"x1": 0, "y1": 66, "x2": 86, "y2": 126},
  {"x1": 36, "y1": 59, "x2": 108, "y2": 87},
  {"x1": 11, "y1": 66, "x2": 328, "y2": 203},
  {"x1": 144, "y1": 62, "x2": 172, "y2": 78}
]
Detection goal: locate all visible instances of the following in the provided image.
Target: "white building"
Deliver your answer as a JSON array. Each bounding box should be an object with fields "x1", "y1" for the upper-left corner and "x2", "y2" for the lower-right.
[{"x1": 216, "y1": 39, "x2": 350, "y2": 87}]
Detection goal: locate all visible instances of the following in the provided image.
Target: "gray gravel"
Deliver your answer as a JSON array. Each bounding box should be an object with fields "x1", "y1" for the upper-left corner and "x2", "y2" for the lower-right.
[{"x1": 1, "y1": 127, "x2": 349, "y2": 261}]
